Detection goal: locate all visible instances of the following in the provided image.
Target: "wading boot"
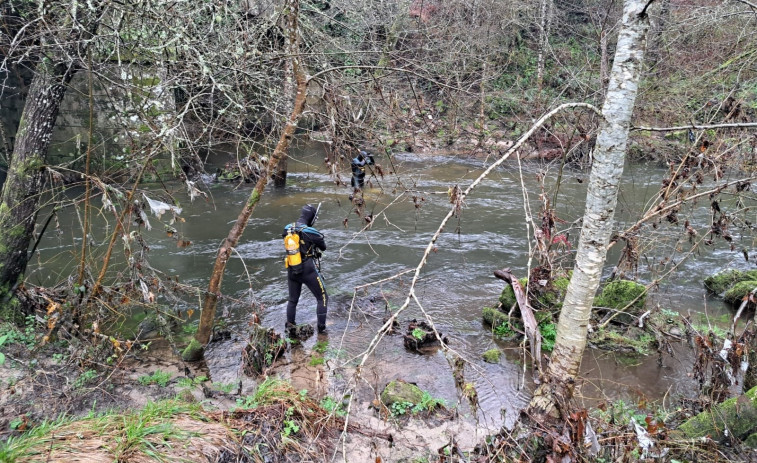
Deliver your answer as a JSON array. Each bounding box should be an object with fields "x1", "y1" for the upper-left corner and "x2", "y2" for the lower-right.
[{"x1": 285, "y1": 321, "x2": 297, "y2": 338}]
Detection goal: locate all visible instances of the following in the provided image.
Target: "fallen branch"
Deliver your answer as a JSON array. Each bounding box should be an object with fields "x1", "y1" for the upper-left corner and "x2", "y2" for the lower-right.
[
  {"x1": 631, "y1": 122, "x2": 757, "y2": 132},
  {"x1": 494, "y1": 268, "x2": 543, "y2": 378}
]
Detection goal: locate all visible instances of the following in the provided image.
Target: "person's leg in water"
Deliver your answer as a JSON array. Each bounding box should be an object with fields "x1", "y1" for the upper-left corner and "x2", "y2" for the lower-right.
[
  {"x1": 301, "y1": 263, "x2": 328, "y2": 332},
  {"x1": 286, "y1": 273, "x2": 303, "y2": 335}
]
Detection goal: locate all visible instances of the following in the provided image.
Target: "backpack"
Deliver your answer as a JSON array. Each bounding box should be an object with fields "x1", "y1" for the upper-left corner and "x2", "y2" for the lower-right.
[{"x1": 283, "y1": 223, "x2": 304, "y2": 274}]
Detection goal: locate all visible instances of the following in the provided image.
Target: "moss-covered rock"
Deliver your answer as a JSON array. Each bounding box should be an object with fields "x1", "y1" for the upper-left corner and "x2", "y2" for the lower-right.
[
  {"x1": 594, "y1": 280, "x2": 647, "y2": 323},
  {"x1": 677, "y1": 385, "x2": 757, "y2": 444},
  {"x1": 499, "y1": 277, "x2": 528, "y2": 310},
  {"x1": 589, "y1": 327, "x2": 656, "y2": 355},
  {"x1": 482, "y1": 348, "x2": 502, "y2": 364},
  {"x1": 380, "y1": 380, "x2": 424, "y2": 407},
  {"x1": 535, "y1": 276, "x2": 570, "y2": 309},
  {"x1": 482, "y1": 306, "x2": 509, "y2": 329},
  {"x1": 723, "y1": 280, "x2": 757, "y2": 306},
  {"x1": 704, "y1": 269, "x2": 752, "y2": 295}
]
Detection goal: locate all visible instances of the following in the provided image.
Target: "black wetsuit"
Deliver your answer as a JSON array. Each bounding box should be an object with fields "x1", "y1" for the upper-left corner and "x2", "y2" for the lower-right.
[
  {"x1": 351, "y1": 151, "x2": 375, "y2": 189},
  {"x1": 284, "y1": 205, "x2": 328, "y2": 331}
]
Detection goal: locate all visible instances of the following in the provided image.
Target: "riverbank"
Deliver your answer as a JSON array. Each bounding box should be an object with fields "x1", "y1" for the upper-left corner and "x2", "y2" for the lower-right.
[
  {"x1": 0, "y1": 318, "x2": 486, "y2": 462},
  {"x1": 4, "y1": 311, "x2": 757, "y2": 462}
]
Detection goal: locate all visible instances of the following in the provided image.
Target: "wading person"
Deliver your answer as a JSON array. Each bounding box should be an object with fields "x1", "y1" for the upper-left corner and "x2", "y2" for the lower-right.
[
  {"x1": 283, "y1": 204, "x2": 328, "y2": 335},
  {"x1": 350, "y1": 150, "x2": 375, "y2": 191}
]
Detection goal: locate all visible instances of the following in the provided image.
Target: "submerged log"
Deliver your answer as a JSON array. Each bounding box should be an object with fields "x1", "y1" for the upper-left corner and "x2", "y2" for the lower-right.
[{"x1": 676, "y1": 385, "x2": 757, "y2": 446}]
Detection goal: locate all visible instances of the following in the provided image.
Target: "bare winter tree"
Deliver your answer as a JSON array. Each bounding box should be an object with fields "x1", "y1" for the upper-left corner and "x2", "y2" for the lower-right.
[{"x1": 0, "y1": 0, "x2": 107, "y2": 311}]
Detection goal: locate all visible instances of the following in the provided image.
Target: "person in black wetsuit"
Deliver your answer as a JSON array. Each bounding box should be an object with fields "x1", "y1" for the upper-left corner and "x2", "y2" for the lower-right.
[
  {"x1": 284, "y1": 204, "x2": 328, "y2": 334},
  {"x1": 350, "y1": 150, "x2": 374, "y2": 190}
]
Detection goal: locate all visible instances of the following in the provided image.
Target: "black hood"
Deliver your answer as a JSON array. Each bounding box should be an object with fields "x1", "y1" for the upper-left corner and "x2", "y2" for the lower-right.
[{"x1": 297, "y1": 204, "x2": 317, "y2": 227}]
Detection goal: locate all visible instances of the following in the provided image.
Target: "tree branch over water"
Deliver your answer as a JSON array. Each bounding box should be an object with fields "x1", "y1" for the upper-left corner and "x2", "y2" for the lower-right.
[{"x1": 631, "y1": 122, "x2": 757, "y2": 131}]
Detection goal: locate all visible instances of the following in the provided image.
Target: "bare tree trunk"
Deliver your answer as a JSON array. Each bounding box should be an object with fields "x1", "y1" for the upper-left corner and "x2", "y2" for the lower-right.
[
  {"x1": 0, "y1": 59, "x2": 77, "y2": 304},
  {"x1": 185, "y1": 0, "x2": 307, "y2": 361},
  {"x1": 600, "y1": 27, "x2": 609, "y2": 90},
  {"x1": 536, "y1": 0, "x2": 553, "y2": 92},
  {"x1": 273, "y1": 40, "x2": 295, "y2": 188},
  {"x1": 527, "y1": 0, "x2": 652, "y2": 421}
]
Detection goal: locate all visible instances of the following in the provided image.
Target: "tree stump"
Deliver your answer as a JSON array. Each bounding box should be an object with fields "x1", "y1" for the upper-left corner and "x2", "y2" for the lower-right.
[
  {"x1": 242, "y1": 325, "x2": 286, "y2": 377},
  {"x1": 403, "y1": 319, "x2": 444, "y2": 353}
]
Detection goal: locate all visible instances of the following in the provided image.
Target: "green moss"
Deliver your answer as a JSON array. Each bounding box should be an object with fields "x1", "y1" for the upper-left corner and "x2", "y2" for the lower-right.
[
  {"x1": 704, "y1": 269, "x2": 757, "y2": 295},
  {"x1": 724, "y1": 280, "x2": 757, "y2": 306},
  {"x1": 678, "y1": 385, "x2": 757, "y2": 441},
  {"x1": 181, "y1": 338, "x2": 204, "y2": 362},
  {"x1": 482, "y1": 306, "x2": 508, "y2": 329},
  {"x1": 482, "y1": 348, "x2": 501, "y2": 364},
  {"x1": 132, "y1": 76, "x2": 161, "y2": 87},
  {"x1": 594, "y1": 280, "x2": 647, "y2": 312},
  {"x1": 9, "y1": 224, "x2": 25, "y2": 238},
  {"x1": 380, "y1": 380, "x2": 424, "y2": 407},
  {"x1": 590, "y1": 328, "x2": 654, "y2": 355},
  {"x1": 18, "y1": 157, "x2": 44, "y2": 176},
  {"x1": 247, "y1": 190, "x2": 261, "y2": 207},
  {"x1": 743, "y1": 433, "x2": 757, "y2": 448},
  {"x1": 553, "y1": 276, "x2": 570, "y2": 292},
  {"x1": 499, "y1": 277, "x2": 527, "y2": 309},
  {"x1": 0, "y1": 295, "x2": 25, "y2": 325}
]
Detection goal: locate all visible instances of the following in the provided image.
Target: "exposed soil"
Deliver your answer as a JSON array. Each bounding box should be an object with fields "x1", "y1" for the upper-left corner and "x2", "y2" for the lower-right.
[{"x1": 0, "y1": 323, "x2": 489, "y2": 462}]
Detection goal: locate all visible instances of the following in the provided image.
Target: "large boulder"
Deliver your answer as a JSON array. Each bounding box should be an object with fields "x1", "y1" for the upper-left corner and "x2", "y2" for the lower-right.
[
  {"x1": 724, "y1": 280, "x2": 757, "y2": 306},
  {"x1": 704, "y1": 269, "x2": 757, "y2": 296}
]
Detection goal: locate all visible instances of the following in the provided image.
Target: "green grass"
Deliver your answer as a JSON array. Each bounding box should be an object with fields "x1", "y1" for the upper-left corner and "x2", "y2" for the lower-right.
[
  {"x1": 0, "y1": 417, "x2": 67, "y2": 462},
  {"x1": 235, "y1": 377, "x2": 294, "y2": 410},
  {"x1": 138, "y1": 370, "x2": 172, "y2": 387},
  {"x1": 211, "y1": 382, "x2": 237, "y2": 394},
  {"x1": 0, "y1": 399, "x2": 204, "y2": 462},
  {"x1": 176, "y1": 375, "x2": 208, "y2": 389},
  {"x1": 313, "y1": 340, "x2": 328, "y2": 354}
]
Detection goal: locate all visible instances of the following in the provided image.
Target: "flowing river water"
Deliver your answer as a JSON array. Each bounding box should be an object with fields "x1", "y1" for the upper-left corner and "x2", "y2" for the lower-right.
[{"x1": 28, "y1": 141, "x2": 755, "y2": 430}]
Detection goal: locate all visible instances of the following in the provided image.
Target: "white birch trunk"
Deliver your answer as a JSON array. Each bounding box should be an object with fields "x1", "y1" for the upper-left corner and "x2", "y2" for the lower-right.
[
  {"x1": 536, "y1": 0, "x2": 553, "y2": 91},
  {"x1": 528, "y1": 0, "x2": 652, "y2": 418}
]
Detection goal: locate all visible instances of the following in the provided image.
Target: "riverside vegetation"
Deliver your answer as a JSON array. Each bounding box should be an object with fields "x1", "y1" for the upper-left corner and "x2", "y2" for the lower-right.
[{"x1": 2, "y1": 0, "x2": 757, "y2": 461}]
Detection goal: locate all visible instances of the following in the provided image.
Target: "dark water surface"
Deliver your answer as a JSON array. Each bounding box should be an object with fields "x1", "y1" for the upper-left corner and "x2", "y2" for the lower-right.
[{"x1": 31, "y1": 142, "x2": 754, "y2": 429}]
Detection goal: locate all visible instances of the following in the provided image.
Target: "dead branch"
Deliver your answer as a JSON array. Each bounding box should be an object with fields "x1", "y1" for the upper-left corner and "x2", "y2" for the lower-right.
[
  {"x1": 631, "y1": 122, "x2": 757, "y2": 132},
  {"x1": 494, "y1": 268, "x2": 543, "y2": 377}
]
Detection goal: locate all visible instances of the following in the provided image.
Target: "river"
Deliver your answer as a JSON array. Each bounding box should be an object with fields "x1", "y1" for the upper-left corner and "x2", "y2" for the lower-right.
[{"x1": 28, "y1": 141, "x2": 754, "y2": 430}]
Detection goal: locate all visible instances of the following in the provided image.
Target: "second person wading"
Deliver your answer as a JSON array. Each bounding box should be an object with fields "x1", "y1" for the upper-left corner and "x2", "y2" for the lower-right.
[{"x1": 283, "y1": 204, "x2": 328, "y2": 334}]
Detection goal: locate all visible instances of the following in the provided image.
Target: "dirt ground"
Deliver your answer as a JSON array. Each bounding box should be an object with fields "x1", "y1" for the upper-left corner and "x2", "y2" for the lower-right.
[{"x1": 0, "y1": 327, "x2": 488, "y2": 462}]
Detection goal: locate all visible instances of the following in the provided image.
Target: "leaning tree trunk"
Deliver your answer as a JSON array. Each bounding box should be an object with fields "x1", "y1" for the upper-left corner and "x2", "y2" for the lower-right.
[
  {"x1": 526, "y1": 0, "x2": 652, "y2": 421},
  {"x1": 184, "y1": 0, "x2": 307, "y2": 361},
  {"x1": 0, "y1": 60, "x2": 78, "y2": 305}
]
